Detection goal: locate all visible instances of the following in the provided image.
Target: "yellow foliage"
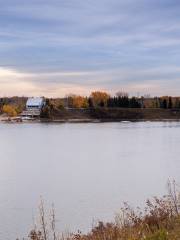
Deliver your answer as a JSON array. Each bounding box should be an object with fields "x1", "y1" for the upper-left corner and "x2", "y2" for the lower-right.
[
  {"x1": 71, "y1": 95, "x2": 89, "y2": 108},
  {"x1": 2, "y1": 104, "x2": 17, "y2": 117},
  {"x1": 90, "y1": 91, "x2": 110, "y2": 107}
]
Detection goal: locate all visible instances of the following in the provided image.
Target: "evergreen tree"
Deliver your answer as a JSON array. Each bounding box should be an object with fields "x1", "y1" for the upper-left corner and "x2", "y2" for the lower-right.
[
  {"x1": 168, "y1": 97, "x2": 172, "y2": 109},
  {"x1": 88, "y1": 98, "x2": 94, "y2": 108},
  {"x1": 162, "y1": 99, "x2": 167, "y2": 109}
]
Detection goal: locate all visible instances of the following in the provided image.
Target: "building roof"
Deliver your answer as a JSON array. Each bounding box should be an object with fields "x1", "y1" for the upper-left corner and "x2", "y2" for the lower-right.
[{"x1": 26, "y1": 97, "x2": 44, "y2": 107}]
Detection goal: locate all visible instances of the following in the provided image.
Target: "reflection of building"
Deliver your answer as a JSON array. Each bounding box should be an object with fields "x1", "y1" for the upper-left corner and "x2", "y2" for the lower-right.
[{"x1": 21, "y1": 97, "x2": 45, "y2": 117}]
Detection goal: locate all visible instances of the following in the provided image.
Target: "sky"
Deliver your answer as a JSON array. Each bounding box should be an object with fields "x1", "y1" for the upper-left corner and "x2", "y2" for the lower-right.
[{"x1": 0, "y1": 0, "x2": 180, "y2": 97}]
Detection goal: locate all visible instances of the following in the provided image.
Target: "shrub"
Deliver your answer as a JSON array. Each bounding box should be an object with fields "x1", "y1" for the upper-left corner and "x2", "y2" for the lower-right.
[
  {"x1": 146, "y1": 230, "x2": 168, "y2": 240},
  {"x1": 2, "y1": 104, "x2": 17, "y2": 117}
]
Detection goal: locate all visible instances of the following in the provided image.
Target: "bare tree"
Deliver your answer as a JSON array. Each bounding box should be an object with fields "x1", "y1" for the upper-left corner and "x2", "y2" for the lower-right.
[
  {"x1": 50, "y1": 204, "x2": 57, "y2": 240},
  {"x1": 116, "y1": 91, "x2": 129, "y2": 97},
  {"x1": 39, "y1": 197, "x2": 48, "y2": 240},
  {"x1": 167, "y1": 179, "x2": 180, "y2": 215}
]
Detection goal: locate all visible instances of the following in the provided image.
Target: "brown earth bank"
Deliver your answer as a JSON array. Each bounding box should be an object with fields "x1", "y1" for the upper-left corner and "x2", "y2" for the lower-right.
[{"x1": 40, "y1": 108, "x2": 180, "y2": 122}]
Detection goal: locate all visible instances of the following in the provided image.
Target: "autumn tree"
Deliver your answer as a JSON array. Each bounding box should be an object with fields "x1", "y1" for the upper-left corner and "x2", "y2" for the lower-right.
[
  {"x1": 90, "y1": 91, "x2": 110, "y2": 107},
  {"x1": 67, "y1": 94, "x2": 75, "y2": 108},
  {"x1": 72, "y1": 95, "x2": 89, "y2": 108},
  {"x1": 2, "y1": 104, "x2": 17, "y2": 117},
  {"x1": 67, "y1": 95, "x2": 88, "y2": 108},
  {"x1": 174, "y1": 98, "x2": 180, "y2": 108}
]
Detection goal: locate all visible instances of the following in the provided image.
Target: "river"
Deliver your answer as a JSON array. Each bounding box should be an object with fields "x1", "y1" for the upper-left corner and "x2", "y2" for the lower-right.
[{"x1": 0, "y1": 122, "x2": 180, "y2": 239}]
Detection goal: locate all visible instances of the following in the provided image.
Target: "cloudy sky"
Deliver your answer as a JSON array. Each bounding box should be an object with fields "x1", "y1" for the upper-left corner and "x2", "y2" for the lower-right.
[{"x1": 0, "y1": 0, "x2": 180, "y2": 97}]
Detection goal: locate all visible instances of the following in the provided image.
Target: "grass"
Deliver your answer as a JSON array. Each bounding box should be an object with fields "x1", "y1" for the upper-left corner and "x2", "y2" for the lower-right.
[{"x1": 21, "y1": 180, "x2": 180, "y2": 240}]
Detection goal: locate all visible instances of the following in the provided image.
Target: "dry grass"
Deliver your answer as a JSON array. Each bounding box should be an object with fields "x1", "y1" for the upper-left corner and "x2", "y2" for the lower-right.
[{"x1": 21, "y1": 180, "x2": 180, "y2": 240}]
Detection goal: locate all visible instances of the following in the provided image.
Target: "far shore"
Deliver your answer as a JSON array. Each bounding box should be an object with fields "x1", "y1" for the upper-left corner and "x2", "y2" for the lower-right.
[{"x1": 2, "y1": 107, "x2": 180, "y2": 123}]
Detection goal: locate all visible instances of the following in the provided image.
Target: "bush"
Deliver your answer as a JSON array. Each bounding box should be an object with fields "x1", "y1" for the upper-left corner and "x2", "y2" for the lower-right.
[
  {"x1": 40, "y1": 105, "x2": 51, "y2": 118},
  {"x1": 2, "y1": 104, "x2": 17, "y2": 117},
  {"x1": 146, "y1": 230, "x2": 168, "y2": 240}
]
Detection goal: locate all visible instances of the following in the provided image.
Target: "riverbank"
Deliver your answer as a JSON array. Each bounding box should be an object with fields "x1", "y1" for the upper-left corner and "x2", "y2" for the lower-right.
[
  {"x1": 1, "y1": 108, "x2": 180, "y2": 123},
  {"x1": 41, "y1": 108, "x2": 180, "y2": 122}
]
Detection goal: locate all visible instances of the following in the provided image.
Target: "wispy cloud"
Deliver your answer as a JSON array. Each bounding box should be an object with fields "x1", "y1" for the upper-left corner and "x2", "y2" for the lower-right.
[
  {"x1": 0, "y1": 65, "x2": 180, "y2": 97},
  {"x1": 0, "y1": 0, "x2": 180, "y2": 96}
]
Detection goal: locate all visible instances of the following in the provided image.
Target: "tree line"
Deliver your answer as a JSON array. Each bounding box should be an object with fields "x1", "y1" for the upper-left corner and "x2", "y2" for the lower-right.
[
  {"x1": 67, "y1": 92, "x2": 141, "y2": 108},
  {"x1": 1, "y1": 93, "x2": 180, "y2": 117},
  {"x1": 66, "y1": 92, "x2": 180, "y2": 109}
]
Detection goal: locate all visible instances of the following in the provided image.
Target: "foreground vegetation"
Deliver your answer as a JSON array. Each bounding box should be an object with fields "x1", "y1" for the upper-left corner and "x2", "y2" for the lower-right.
[{"x1": 21, "y1": 180, "x2": 180, "y2": 240}]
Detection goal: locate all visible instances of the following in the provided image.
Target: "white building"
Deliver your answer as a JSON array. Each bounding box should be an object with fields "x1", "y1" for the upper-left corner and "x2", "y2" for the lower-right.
[
  {"x1": 21, "y1": 97, "x2": 45, "y2": 117},
  {"x1": 26, "y1": 97, "x2": 45, "y2": 110}
]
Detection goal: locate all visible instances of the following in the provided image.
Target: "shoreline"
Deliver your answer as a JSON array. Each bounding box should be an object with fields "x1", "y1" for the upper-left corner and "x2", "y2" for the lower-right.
[
  {"x1": 2, "y1": 108, "x2": 180, "y2": 123},
  {"x1": 1, "y1": 117, "x2": 180, "y2": 124}
]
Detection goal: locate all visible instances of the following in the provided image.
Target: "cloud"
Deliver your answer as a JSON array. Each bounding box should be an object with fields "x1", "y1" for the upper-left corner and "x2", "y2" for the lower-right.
[
  {"x1": 0, "y1": 0, "x2": 180, "y2": 96},
  {"x1": 0, "y1": 65, "x2": 180, "y2": 97}
]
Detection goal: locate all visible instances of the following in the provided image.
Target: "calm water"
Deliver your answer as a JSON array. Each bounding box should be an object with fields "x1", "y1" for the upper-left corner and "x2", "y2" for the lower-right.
[{"x1": 0, "y1": 122, "x2": 180, "y2": 239}]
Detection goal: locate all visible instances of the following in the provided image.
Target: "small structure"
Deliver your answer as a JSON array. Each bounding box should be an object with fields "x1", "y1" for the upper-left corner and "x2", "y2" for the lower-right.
[
  {"x1": 26, "y1": 97, "x2": 44, "y2": 110},
  {"x1": 21, "y1": 97, "x2": 45, "y2": 117}
]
